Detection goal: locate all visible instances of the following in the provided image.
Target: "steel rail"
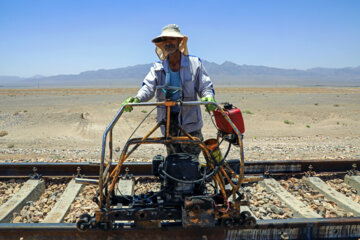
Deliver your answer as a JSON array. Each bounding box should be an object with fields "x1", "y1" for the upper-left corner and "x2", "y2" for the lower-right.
[
  {"x1": 0, "y1": 159, "x2": 359, "y2": 178},
  {"x1": 0, "y1": 218, "x2": 360, "y2": 240}
]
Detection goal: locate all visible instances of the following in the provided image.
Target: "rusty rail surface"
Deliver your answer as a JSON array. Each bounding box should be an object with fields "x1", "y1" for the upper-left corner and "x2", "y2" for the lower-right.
[
  {"x1": 0, "y1": 159, "x2": 359, "y2": 178},
  {"x1": 0, "y1": 218, "x2": 360, "y2": 240}
]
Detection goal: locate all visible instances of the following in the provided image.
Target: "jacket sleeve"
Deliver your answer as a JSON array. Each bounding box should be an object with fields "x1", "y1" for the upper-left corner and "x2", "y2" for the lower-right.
[
  {"x1": 197, "y1": 60, "x2": 215, "y2": 98},
  {"x1": 135, "y1": 65, "x2": 157, "y2": 102}
]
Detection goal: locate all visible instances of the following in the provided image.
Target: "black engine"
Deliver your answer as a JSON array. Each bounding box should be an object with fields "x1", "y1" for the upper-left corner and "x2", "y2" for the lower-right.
[{"x1": 153, "y1": 153, "x2": 206, "y2": 203}]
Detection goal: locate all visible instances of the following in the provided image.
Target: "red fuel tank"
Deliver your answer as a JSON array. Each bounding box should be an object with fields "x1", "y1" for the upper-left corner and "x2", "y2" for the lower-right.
[{"x1": 213, "y1": 104, "x2": 245, "y2": 134}]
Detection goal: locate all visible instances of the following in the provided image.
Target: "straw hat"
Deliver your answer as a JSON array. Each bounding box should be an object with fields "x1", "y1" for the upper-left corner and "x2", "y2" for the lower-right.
[{"x1": 152, "y1": 24, "x2": 189, "y2": 60}]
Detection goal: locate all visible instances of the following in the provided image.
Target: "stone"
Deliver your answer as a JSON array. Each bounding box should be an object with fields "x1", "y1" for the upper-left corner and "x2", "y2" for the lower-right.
[
  {"x1": 32, "y1": 216, "x2": 40, "y2": 223},
  {"x1": 5, "y1": 189, "x2": 12, "y2": 195},
  {"x1": 33, "y1": 211, "x2": 43, "y2": 217},
  {"x1": 259, "y1": 207, "x2": 267, "y2": 214},
  {"x1": 43, "y1": 208, "x2": 50, "y2": 214},
  {"x1": 13, "y1": 216, "x2": 22, "y2": 223},
  {"x1": 274, "y1": 207, "x2": 285, "y2": 215},
  {"x1": 20, "y1": 209, "x2": 27, "y2": 216}
]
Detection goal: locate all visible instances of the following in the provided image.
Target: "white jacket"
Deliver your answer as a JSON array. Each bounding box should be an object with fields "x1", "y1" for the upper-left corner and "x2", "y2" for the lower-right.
[{"x1": 136, "y1": 54, "x2": 215, "y2": 134}]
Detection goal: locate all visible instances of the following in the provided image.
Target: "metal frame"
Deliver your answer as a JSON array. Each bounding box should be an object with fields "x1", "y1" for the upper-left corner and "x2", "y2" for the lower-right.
[{"x1": 88, "y1": 100, "x2": 249, "y2": 227}]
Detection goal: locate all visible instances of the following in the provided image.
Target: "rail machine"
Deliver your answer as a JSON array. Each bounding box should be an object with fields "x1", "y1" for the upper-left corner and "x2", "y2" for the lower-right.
[{"x1": 75, "y1": 87, "x2": 258, "y2": 230}]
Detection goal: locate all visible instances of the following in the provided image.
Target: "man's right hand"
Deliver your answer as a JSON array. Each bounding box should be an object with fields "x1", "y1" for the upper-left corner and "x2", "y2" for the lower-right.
[{"x1": 121, "y1": 97, "x2": 140, "y2": 112}]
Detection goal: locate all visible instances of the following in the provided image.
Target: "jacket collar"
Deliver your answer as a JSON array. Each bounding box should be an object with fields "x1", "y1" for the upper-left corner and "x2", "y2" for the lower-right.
[{"x1": 154, "y1": 53, "x2": 189, "y2": 71}]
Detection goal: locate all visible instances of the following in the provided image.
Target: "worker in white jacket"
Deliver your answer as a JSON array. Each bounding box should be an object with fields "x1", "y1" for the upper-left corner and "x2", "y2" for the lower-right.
[{"x1": 121, "y1": 24, "x2": 216, "y2": 156}]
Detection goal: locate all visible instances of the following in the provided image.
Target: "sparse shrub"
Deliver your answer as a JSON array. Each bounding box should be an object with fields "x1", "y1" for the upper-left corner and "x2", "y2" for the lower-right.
[
  {"x1": 337, "y1": 122, "x2": 340, "y2": 125},
  {"x1": 7, "y1": 143, "x2": 14, "y2": 148},
  {"x1": 51, "y1": 154, "x2": 62, "y2": 160},
  {"x1": 243, "y1": 110, "x2": 253, "y2": 115},
  {"x1": 141, "y1": 110, "x2": 148, "y2": 113},
  {"x1": 306, "y1": 125, "x2": 310, "y2": 128},
  {"x1": 314, "y1": 103, "x2": 319, "y2": 106},
  {"x1": 333, "y1": 104, "x2": 340, "y2": 107},
  {"x1": 13, "y1": 111, "x2": 20, "y2": 115},
  {"x1": 284, "y1": 120, "x2": 294, "y2": 125},
  {"x1": 80, "y1": 112, "x2": 90, "y2": 119},
  {"x1": 24, "y1": 110, "x2": 28, "y2": 113},
  {"x1": 0, "y1": 131, "x2": 8, "y2": 137}
]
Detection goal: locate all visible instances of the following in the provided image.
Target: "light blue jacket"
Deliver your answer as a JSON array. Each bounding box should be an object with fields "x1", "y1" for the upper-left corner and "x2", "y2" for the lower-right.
[{"x1": 135, "y1": 54, "x2": 215, "y2": 134}]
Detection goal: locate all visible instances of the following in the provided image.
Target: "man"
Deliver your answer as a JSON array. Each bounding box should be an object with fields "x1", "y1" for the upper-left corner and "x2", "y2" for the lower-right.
[{"x1": 121, "y1": 24, "x2": 216, "y2": 156}]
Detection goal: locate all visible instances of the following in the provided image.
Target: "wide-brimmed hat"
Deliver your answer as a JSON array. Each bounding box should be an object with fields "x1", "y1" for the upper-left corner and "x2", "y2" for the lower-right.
[{"x1": 152, "y1": 24, "x2": 189, "y2": 60}]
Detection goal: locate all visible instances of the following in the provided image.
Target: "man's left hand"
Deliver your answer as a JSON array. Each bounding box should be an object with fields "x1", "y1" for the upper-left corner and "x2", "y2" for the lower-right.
[{"x1": 201, "y1": 96, "x2": 217, "y2": 112}]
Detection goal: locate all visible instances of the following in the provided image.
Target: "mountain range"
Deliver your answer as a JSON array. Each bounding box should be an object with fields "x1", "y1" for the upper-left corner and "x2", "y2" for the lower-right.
[{"x1": 1, "y1": 60, "x2": 359, "y2": 88}]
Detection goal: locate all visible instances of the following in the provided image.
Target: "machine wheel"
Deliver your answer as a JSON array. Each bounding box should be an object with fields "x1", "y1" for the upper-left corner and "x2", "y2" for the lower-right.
[
  {"x1": 240, "y1": 211, "x2": 256, "y2": 226},
  {"x1": 221, "y1": 218, "x2": 235, "y2": 227},
  {"x1": 240, "y1": 211, "x2": 251, "y2": 218},
  {"x1": 76, "y1": 213, "x2": 92, "y2": 231}
]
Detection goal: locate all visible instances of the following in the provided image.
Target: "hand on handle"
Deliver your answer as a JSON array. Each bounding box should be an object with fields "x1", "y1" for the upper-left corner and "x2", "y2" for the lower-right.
[{"x1": 121, "y1": 97, "x2": 140, "y2": 112}]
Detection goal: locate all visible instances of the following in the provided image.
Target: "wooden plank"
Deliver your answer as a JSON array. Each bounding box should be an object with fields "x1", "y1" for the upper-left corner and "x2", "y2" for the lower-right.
[
  {"x1": 43, "y1": 179, "x2": 83, "y2": 223},
  {"x1": 344, "y1": 175, "x2": 360, "y2": 193},
  {"x1": 260, "y1": 178, "x2": 321, "y2": 218},
  {"x1": 0, "y1": 179, "x2": 45, "y2": 223},
  {"x1": 303, "y1": 176, "x2": 360, "y2": 216}
]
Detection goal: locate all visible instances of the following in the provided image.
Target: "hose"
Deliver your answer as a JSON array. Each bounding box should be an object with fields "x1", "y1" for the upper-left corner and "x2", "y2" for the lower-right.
[{"x1": 160, "y1": 166, "x2": 219, "y2": 184}]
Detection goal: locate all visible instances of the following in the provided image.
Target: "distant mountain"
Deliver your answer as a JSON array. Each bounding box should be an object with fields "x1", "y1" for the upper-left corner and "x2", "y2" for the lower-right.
[{"x1": 0, "y1": 61, "x2": 359, "y2": 88}]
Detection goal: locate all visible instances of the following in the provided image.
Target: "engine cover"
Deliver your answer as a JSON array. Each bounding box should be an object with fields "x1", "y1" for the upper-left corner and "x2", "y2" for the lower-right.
[
  {"x1": 164, "y1": 153, "x2": 200, "y2": 181},
  {"x1": 160, "y1": 153, "x2": 203, "y2": 198}
]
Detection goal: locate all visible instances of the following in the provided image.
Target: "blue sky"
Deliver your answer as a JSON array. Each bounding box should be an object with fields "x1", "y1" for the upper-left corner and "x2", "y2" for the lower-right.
[{"x1": 0, "y1": 0, "x2": 359, "y2": 77}]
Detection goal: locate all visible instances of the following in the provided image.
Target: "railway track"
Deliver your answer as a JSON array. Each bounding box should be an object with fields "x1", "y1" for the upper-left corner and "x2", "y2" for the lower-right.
[{"x1": 0, "y1": 159, "x2": 360, "y2": 240}]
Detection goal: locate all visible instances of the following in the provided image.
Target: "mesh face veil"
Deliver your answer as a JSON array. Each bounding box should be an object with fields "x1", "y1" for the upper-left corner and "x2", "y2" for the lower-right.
[{"x1": 152, "y1": 24, "x2": 189, "y2": 60}]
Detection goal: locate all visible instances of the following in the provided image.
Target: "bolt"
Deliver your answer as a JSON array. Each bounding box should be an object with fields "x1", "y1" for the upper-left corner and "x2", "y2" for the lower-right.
[
  {"x1": 352, "y1": 163, "x2": 357, "y2": 172},
  {"x1": 124, "y1": 167, "x2": 130, "y2": 179},
  {"x1": 280, "y1": 232, "x2": 289, "y2": 240},
  {"x1": 308, "y1": 164, "x2": 313, "y2": 171},
  {"x1": 306, "y1": 164, "x2": 314, "y2": 177}
]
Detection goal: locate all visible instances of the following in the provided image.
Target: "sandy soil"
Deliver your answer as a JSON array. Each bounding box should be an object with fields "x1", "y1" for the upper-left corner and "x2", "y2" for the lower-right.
[{"x1": 0, "y1": 87, "x2": 359, "y2": 162}]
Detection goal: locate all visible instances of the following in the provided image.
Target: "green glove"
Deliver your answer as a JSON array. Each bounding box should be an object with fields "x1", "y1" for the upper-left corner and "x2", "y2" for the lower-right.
[
  {"x1": 121, "y1": 97, "x2": 140, "y2": 112},
  {"x1": 201, "y1": 96, "x2": 217, "y2": 112}
]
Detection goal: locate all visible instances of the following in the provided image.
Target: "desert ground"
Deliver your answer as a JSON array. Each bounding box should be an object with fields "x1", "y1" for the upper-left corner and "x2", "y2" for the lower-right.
[{"x1": 0, "y1": 87, "x2": 359, "y2": 163}]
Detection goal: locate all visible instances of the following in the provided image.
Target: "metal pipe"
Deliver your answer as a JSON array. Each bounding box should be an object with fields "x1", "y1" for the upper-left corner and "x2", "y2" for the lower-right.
[
  {"x1": 166, "y1": 105, "x2": 170, "y2": 138},
  {"x1": 109, "y1": 130, "x2": 113, "y2": 161},
  {"x1": 75, "y1": 177, "x2": 99, "y2": 185}
]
